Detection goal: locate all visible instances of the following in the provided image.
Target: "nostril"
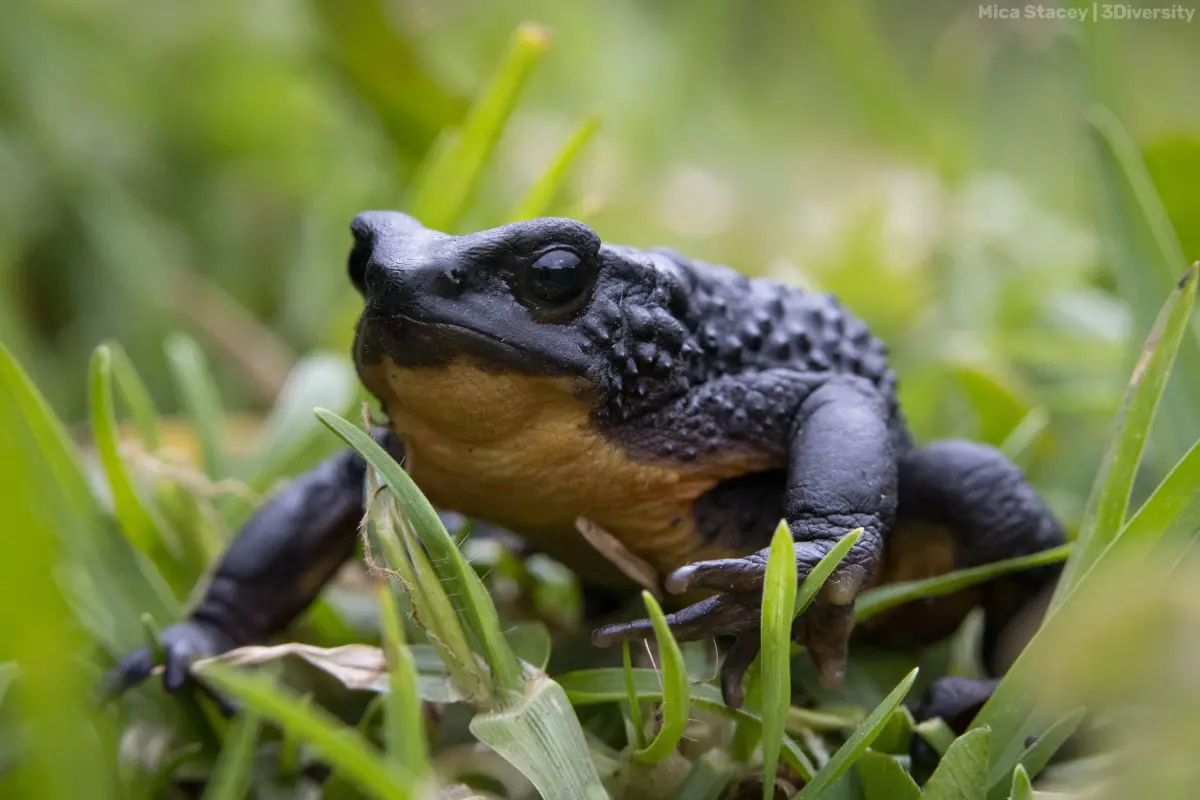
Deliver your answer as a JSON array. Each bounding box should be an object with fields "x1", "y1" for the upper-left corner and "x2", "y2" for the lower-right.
[{"x1": 435, "y1": 266, "x2": 467, "y2": 297}]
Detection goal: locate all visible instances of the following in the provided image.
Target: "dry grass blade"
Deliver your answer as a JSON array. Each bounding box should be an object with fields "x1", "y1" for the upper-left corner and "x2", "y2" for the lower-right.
[{"x1": 576, "y1": 516, "x2": 660, "y2": 598}]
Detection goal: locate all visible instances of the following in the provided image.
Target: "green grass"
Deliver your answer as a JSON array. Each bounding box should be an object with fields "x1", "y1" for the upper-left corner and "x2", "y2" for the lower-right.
[
  {"x1": 630, "y1": 593, "x2": 690, "y2": 766},
  {"x1": 6, "y1": 284, "x2": 1197, "y2": 796},
  {"x1": 3, "y1": 9, "x2": 1200, "y2": 800}
]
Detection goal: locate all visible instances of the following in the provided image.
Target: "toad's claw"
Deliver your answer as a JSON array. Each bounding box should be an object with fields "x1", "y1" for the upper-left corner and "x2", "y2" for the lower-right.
[
  {"x1": 663, "y1": 540, "x2": 869, "y2": 603},
  {"x1": 595, "y1": 538, "x2": 872, "y2": 704},
  {"x1": 101, "y1": 620, "x2": 240, "y2": 715},
  {"x1": 591, "y1": 591, "x2": 767, "y2": 708},
  {"x1": 795, "y1": 601, "x2": 854, "y2": 691},
  {"x1": 719, "y1": 635, "x2": 761, "y2": 708},
  {"x1": 591, "y1": 594, "x2": 757, "y2": 647}
]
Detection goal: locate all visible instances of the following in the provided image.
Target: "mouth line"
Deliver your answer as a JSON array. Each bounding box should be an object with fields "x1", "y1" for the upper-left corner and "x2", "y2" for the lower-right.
[{"x1": 361, "y1": 310, "x2": 532, "y2": 360}]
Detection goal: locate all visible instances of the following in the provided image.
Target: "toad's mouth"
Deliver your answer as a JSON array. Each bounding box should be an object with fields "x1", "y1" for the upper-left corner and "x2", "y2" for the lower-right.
[{"x1": 353, "y1": 311, "x2": 583, "y2": 377}]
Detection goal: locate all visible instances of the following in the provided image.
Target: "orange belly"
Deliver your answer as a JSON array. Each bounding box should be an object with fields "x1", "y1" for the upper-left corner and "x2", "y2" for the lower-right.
[{"x1": 359, "y1": 356, "x2": 781, "y2": 585}]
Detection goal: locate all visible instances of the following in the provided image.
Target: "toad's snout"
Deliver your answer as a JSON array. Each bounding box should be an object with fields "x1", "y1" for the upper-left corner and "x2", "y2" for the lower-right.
[{"x1": 348, "y1": 211, "x2": 465, "y2": 313}]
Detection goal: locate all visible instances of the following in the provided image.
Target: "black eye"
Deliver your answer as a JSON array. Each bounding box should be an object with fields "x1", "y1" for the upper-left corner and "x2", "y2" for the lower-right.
[{"x1": 526, "y1": 249, "x2": 587, "y2": 306}]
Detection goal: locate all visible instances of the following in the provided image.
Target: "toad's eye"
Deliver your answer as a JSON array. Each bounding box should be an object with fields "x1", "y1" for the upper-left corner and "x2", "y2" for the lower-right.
[{"x1": 525, "y1": 249, "x2": 587, "y2": 306}]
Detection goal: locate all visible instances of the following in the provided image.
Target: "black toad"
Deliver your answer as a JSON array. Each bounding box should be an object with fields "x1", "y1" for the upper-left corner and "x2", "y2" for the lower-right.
[{"x1": 108, "y1": 212, "x2": 1064, "y2": 720}]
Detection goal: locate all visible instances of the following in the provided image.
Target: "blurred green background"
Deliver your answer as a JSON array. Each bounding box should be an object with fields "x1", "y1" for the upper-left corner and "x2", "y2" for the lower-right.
[
  {"x1": 4, "y1": 1, "x2": 1200, "y2": 797},
  {"x1": 3, "y1": 0, "x2": 1200, "y2": 533}
]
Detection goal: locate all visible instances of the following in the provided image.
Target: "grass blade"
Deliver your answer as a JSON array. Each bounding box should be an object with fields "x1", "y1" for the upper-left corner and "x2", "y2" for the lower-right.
[
  {"x1": 787, "y1": 705, "x2": 864, "y2": 734},
  {"x1": 632, "y1": 592, "x2": 690, "y2": 764},
  {"x1": 0, "y1": 342, "x2": 176, "y2": 652},
  {"x1": 201, "y1": 711, "x2": 263, "y2": 800},
  {"x1": 1008, "y1": 764, "x2": 1033, "y2": 800},
  {"x1": 90, "y1": 346, "x2": 184, "y2": 583},
  {"x1": 378, "y1": 586, "x2": 431, "y2": 784},
  {"x1": 373, "y1": 494, "x2": 487, "y2": 702},
  {"x1": 855, "y1": 545, "x2": 1073, "y2": 623},
  {"x1": 469, "y1": 675, "x2": 609, "y2": 800},
  {"x1": 795, "y1": 528, "x2": 862, "y2": 618},
  {"x1": 197, "y1": 662, "x2": 412, "y2": 800},
  {"x1": 950, "y1": 364, "x2": 1031, "y2": 449},
  {"x1": 670, "y1": 751, "x2": 733, "y2": 800},
  {"x1": 505, "y1": 621, "x2": 552, "y2": 671},
  {"x1": 871, "y1": 707, "x2": 915, "y2": 755},
  {"x1": 510, "y1": 113, "x2": 602, "y2": 221},
  {"x1": 728, "y1": 658, "x2": 761, "y2": 764},
  {"x1": 999, "y1": 407, "x2": 1049, "y2": 467},
  {"x1": 165, "y1": 333, "x2": 228, "y2": 480},
  {"x1": 924, "y1": 727, "x2": 990, "y2": 800},
  {"x1": 977, "y1": 270, "x2": 1198, "y2": 763},
  {"x1": 1109, "y1": 436, "x2": 1200, "y2": 559},
  {"x1": 241, "y1": 355, "x2": 358, "y2": 494},
  {"x1": 0, "y1": 344, "x2": 100, "y2": 526},
  {"x1": 915, "y1": 717, "x2": 959, "y2": 758},
  {"x1": 318, "y1": 407, "x2": 524, "y2": 696},
  {"x1": 107, "y1": 341, "x2": 161, "y2": 450},
  {"x1": 0, "y1": 365, "x2": 120, "y2": 798},
  {"x1": 394, "y1": 508, "x2": 478, "y2": 672},
  {"x1": 761, "y1": 522, "x2": 798, "y2": 798},
  {"x1": 1087, "y1": 105, "x2": 1200, "y2": 468},
  {"x1": 795, "y1": 667, "x2": 919, "y2": 799},
  {"x1": 557, "y1": 667, "x2": 815, "y2": 780},
  {"x1": 985, "y1": 709, "x2": 1084, "y2": 800},
  {"x1": 1087, "y1": 106, "x2": 1188, "y2": 275},
  {"x1": 623, "y1": 641, "x2": 648, "y2": 750},
  {"x1": 409, "y1": 24, "x2": 552, "y2": 231},
  {"x1": 558, "y1": 666, "x2": 745, "y2": 706},
  {"x1": 808, "y1": 0, "x2": 928, "y2": 159},
  {"x1": 105, "y1": 342, "x2": 219, "y2": 583},
  {"x1": 1049, "y1": 264, "x2": 1198, "y2": 611},
  {"x1": 856, "y1": 750, "x2": 920, "y2": 800},
  {"x1": 309, "y1": 0, "x2": 464, "y2": 166},
  {"x1": 971, "y1": 577, "x2": 1096, "y2": 778}
]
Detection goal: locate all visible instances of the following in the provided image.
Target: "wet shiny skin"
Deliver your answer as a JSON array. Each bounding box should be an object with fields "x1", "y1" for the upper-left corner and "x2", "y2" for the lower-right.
[{"x1": 103, "y1": 213, "x2": 1065, "y2": 731}]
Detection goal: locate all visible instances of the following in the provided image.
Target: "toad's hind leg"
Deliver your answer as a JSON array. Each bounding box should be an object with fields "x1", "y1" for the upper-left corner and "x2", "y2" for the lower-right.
[{"x1": 864, "y1": 440, "x2": 1065, "y2": 729}]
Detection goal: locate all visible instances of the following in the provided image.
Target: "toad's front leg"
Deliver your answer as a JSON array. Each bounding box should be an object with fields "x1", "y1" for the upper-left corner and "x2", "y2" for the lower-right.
[{"x1": 593, "y1": 376, "x2": 899, "y2": 706}]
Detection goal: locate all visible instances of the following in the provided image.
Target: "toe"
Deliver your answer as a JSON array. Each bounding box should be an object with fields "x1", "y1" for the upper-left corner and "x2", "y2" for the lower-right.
[
  {"x1": 803, "y1": 602, "x2": 855, "y2": 691},
  {"x1": 719, "y1": 635, "x2": 761, "y2": 708},
  {"x1": 593, "y1": 594, "x2": 758, "y2": 647},
  {"x1": 912, "y1": 677, "x2": 1000, "y2": 729},
  {"x1": 101, "y1": 647, "x2": 155, "y2": 700},
  {"x1": 820, "y1": 564, "x2": 868, "y2": 607},
  {"x1": 593, "y1": 596, "x2": 726, "y2": 646},
  {"x1": 659, "y1": 595, "x2": 757, "y2": 640},
  {"x1": 665, "y1": 556, "x2": 767, "y2": 594},
  {"x1": 163, "y1": 642, "x2": 197, "y2": 693},
  {"x1": 592, "y1": 616, "x2": 656, "y2": 647}
]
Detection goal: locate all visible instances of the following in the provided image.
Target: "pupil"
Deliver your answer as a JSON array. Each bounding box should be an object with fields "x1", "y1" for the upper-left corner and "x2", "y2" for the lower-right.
[{"x1": 531, "y1": 250, "x2": 583, "y2": 304}]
